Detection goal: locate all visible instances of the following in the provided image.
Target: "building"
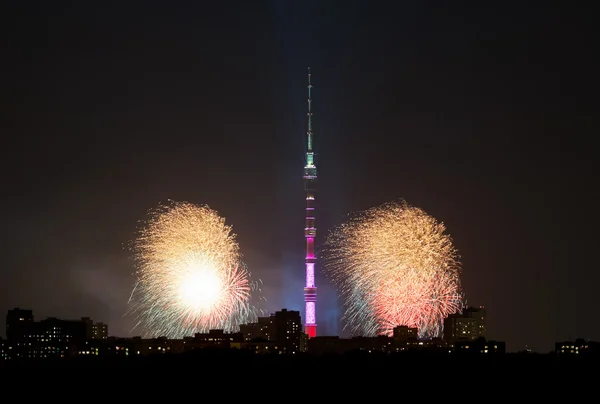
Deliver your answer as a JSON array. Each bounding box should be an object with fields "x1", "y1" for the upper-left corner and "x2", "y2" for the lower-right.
[
  {"x1": 300, "y1": 331, "x2": 309, "y2": 353},
  {"x1": 391, "y1": 325, "x2": 421, "y2": 350},
  {"x1": 20, "y1": 317, "x2": 88, "y2": 359},
  {"x1": 186, "y1": 329, "x2": 243, "y2": 350},
  {"x1": 81, "y1": 317, "x2": 93, "y2": 338},
  {"x1": 308, "y1": 335, "x2": 394, "y2": 355},
  {"x1": 6, "y1": 307, "x2": 34, "y2": 341},
  {"x1": 240, "y1": 339, "x2": 277, "y2": 354},
  {"x1": 81, "y1": 337, "x2": 134, "y2": 357},
  {"x1": 92, "y1": 322, "x2": 108, "y2": 339},
  {"x1": 308, "y1": 336, "x2": 353, "y2": 355},
  {"x1": 80, "y1": 317, "x2": 108, "y2": 339},
  {"x1": 239, "y1": 310, "x2": 302, "y2": 354},
  {"x1": 0, "y1": 338, "x2": 9, "y2": 360},
  {"x1": 555, "y1": 339, "x2": 599, "y2": 356},
  {"x1": 4, "y1": 309, "x2": 107, "y2": 359},
  {"x1": 303, "y1": 67, "x2": 318, "y2": 338},
  {"x1": 272, "y1": 309, "x2": 302, "y2": 354},
  {"x1": 454, "y1": 338, "x2": 505, "y2": 355},
  {"x1": 443, "y1": 306, "x2": 486, "y2": 343},
  {"x1": 239, "y1": 316, "x2": 272, "y2": 341},
  {"x1": 393, "y1": 325, "x2": 418, "y2": 343}
]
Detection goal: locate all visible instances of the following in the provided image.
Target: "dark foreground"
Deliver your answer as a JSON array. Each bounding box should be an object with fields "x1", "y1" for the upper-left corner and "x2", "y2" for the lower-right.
[{"x1": 2, "y1": 350, "x2": 596, "y2": 395}]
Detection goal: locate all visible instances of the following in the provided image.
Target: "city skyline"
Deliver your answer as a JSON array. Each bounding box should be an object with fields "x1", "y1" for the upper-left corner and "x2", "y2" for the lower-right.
[
  {"x1": 2, "y1": 304, "x2": 594, "y2": 356},
  {"x1": 2, "y1": 2, "x2": 596, "y2": 354}
]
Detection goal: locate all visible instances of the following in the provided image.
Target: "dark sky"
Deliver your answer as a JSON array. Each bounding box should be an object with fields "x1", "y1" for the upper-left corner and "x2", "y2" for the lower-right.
[{"x1": 1, "y1": 1, "x2": 596, "y2": 353}]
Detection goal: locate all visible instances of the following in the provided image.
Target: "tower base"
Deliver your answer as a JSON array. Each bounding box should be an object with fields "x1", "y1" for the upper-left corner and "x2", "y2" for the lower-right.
[{"x1": 305, "y1": 324, "x2": 316, "y2": 338}]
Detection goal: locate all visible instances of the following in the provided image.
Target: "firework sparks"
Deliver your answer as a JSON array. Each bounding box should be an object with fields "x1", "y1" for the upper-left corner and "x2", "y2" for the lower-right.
[
  {"x1": 322, "y1": 200, "x2": 464, "y2": 339},
  {"x1": 128, "y1": 201, "x2": 260, "y2": 338}
]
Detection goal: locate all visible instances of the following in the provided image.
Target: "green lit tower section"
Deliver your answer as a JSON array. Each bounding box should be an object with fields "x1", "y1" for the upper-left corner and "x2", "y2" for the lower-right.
[{"x1": 304, "y1": 67, "x2": 317, "y2": 338}]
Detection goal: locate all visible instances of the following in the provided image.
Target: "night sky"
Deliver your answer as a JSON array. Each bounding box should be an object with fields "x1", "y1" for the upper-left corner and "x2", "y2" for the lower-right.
[{"x1": 2, "y1": 1, "x2": 596, "y2": 353}]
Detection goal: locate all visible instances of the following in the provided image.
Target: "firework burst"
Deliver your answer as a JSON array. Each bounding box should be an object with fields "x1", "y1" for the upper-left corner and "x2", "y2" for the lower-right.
[
  {"x1": 128, "y1": 201, "x2": 261, "y2": 338},
  {"x1": 322, "y1": 200, "x2": 464, "y2": 339}
]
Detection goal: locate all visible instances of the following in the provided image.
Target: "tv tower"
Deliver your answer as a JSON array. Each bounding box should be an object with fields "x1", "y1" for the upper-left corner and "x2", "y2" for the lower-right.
[{"x1": 303, "y1": 67, "x2": 317, "y2": 338}]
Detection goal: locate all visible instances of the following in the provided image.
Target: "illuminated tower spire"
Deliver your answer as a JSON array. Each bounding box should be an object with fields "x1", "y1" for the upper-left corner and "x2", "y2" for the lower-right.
[
  {"x1": 303, "y1": 67, "x2": 317, "y2": 338},
  {"x1": 307, "y1": 67, "x2": 313, "y2": 154}
]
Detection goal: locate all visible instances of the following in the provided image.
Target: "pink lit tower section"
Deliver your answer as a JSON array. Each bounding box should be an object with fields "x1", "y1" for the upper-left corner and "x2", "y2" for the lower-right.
[{"x1": 303, "y1": 67, "x2": 318, "y2": 338}]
